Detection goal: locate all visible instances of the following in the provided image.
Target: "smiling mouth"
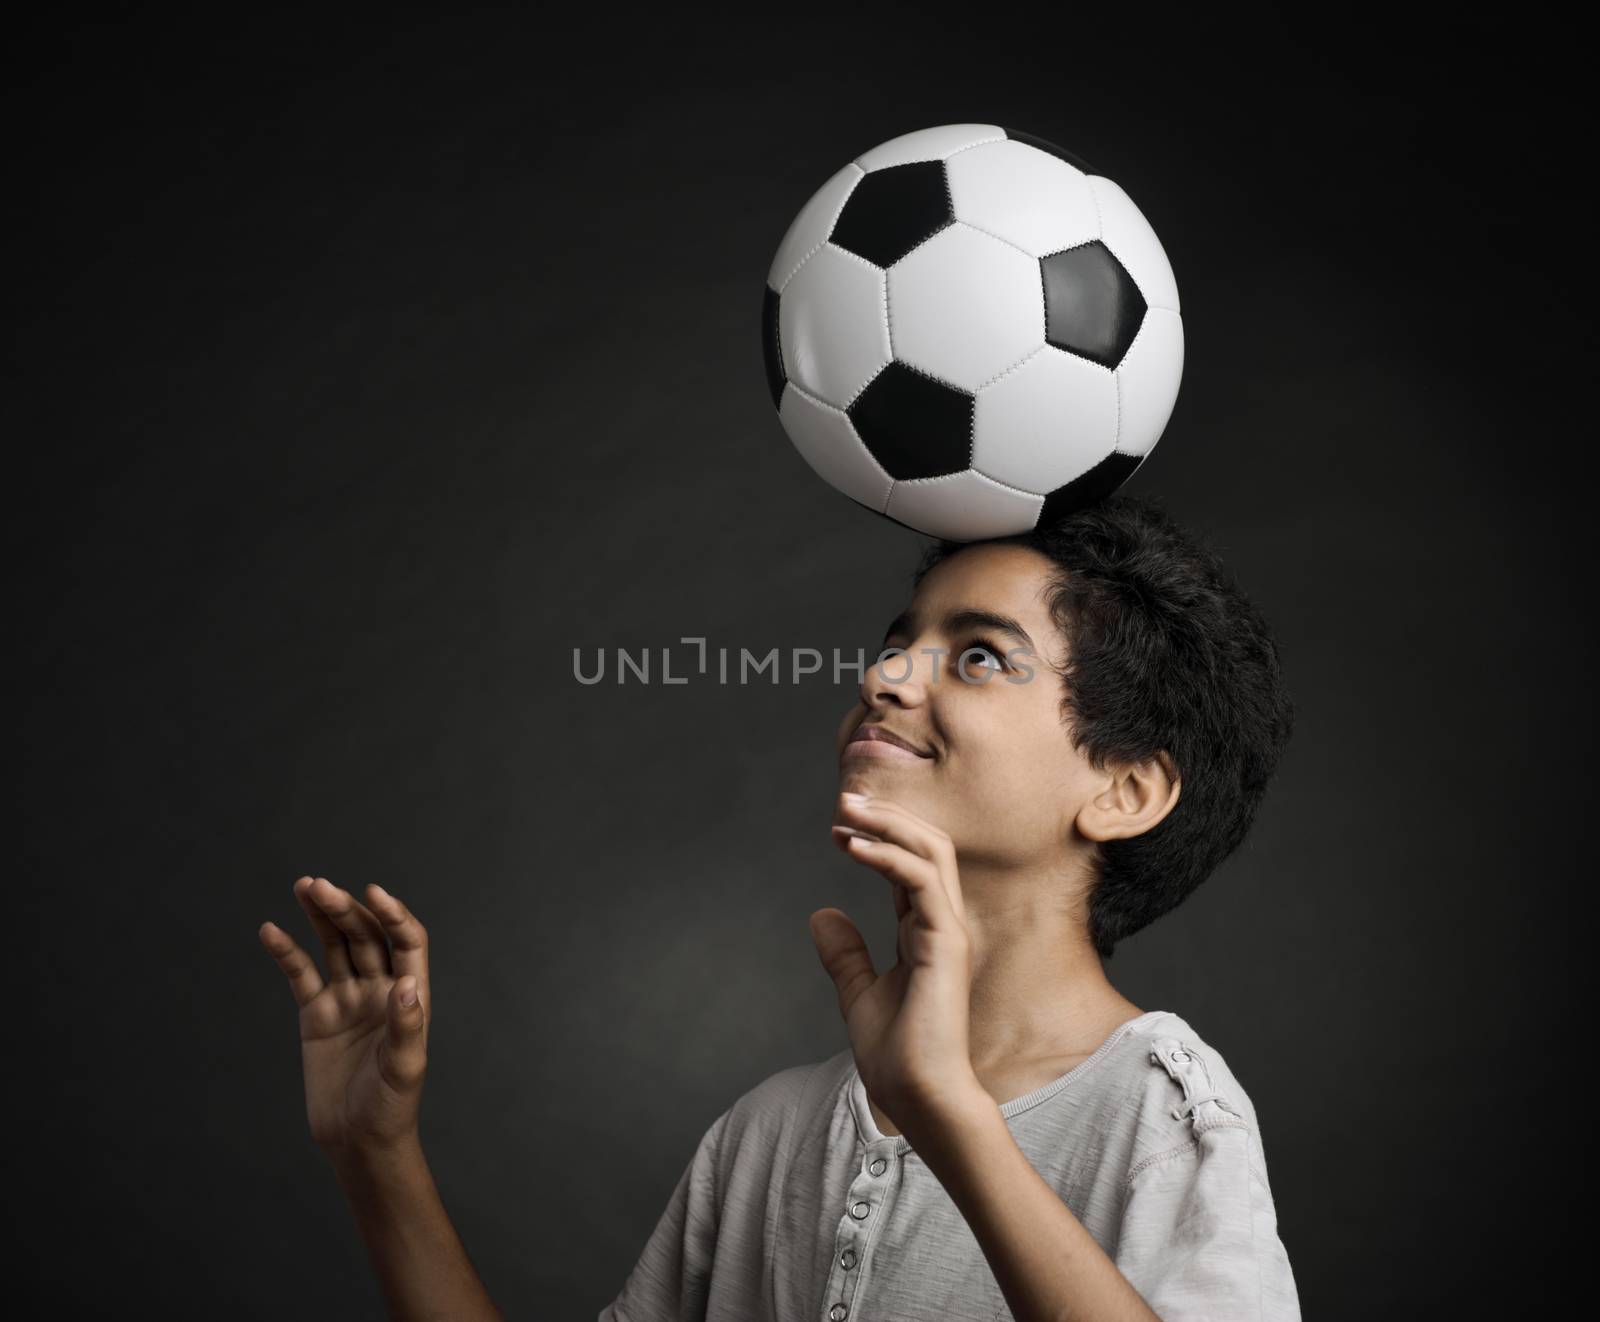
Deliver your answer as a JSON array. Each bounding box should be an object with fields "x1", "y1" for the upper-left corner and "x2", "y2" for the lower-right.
[
  {"x1": 843, "y1": 727, "x2": 933, "y2": 761},
  {"x1": 842, "y1": 741, "x2": 926, "y2": 763}
]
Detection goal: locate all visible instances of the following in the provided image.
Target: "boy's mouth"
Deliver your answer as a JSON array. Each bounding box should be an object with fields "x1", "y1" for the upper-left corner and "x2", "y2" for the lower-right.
[{"x1": 844, "y1": 724, "x2": 932, "y2": 759}]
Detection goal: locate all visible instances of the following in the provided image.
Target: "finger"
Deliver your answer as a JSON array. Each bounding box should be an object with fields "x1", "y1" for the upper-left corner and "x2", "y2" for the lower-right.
[
  {"x1": 831, "y1": 825, "x2": 909, "y2": 922},
  {"x1": 294, "y1": 876, "x2": 356, "y2": 981},
  {"x1": 378, "y1": 976, "x2": 429, "y2": 1095},
  {"x1": 807, "y1": 908, "x2": 878, "y2": 1019},
  {"x1": 365, "y1": 884, "x2": 430, "y2": 1018},
  {"x1": 843, "y1": 836, "x2": 959, "y2": 935},
  {"x1": 895, "y1": 892, "x2": 914, "y2": 965},
  {"x1": 308, "y1": 877, "x2": 392, "y2": 978},
  {"x1": 837, "y1": 797, "x2": 964, "y2": 921},
  {"x1": 831, "y1": 827, "x2": 912, "y2": 946},
  {"x1": 837, "y1": 795, "x2": 951, "y2": 862},
  {"x1": 831, "y1": 823, "x2": 881, "y2": 853},
  {"x1": 258, "y1": 921, "x2": 326, "y2": 1007}
]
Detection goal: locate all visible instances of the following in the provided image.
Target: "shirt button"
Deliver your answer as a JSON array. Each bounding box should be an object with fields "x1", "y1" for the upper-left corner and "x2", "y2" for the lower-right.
[
  {"x1": 850, "y1": 1200, "x2": 870, "y2": 1219},
  {"x1": 830, "y1": 1304, "x2": 849, "y2": 1320},
  {"x1": 868, "y1": 1157, "x2": 887, "y2": 1176},
  {"x1": 840, "y1": 1248, "x2": 858, "y2": 1270}
]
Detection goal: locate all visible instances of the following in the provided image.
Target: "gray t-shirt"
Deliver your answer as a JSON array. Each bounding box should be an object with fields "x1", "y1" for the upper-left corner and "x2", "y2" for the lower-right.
[{"x1": 598, "y1": 1009, "x2": 1300, "y2": 1321}]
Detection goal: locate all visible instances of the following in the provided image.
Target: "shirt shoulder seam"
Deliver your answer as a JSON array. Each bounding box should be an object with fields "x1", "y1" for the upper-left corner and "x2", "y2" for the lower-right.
[
  {"x1": 1126, "y1": 1137, "x2": 1198, "y2": 1186},
  {"x1": 1125, "y1": 1125, "x2": 1267, "y2": 1190}
]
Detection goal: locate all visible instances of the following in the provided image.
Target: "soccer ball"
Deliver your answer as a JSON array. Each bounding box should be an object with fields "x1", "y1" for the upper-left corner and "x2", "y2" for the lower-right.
[{"x1": 761, "y1": 124, "x2": 1183, "y2": 541}]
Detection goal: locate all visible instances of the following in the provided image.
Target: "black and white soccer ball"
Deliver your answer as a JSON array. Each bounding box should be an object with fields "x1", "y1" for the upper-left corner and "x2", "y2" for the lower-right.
[{"x1": 761, "y1": 124, "x2": 1182, "y2": 541}]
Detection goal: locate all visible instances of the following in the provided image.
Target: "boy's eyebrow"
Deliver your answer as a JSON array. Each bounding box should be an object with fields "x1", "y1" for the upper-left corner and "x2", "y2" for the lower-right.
[{"x1": 881, "y1": 607, "x2": 1037, "y2": 653}]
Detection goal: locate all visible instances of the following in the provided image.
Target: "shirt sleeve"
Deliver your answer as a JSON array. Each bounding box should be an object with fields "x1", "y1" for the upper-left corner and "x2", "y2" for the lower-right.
[
  {"x1": 597, "y1": 1108, "x2": 731, "y2": 1322},
  {"x1": 1114, "y1": 1122, "x2": 1301, "y2": 1322}
]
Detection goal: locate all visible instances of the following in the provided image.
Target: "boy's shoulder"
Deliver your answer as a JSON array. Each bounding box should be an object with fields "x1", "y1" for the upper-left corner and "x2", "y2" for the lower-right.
[
  {"x1": 717, "y1": 1045, "x2": 856, "y2": 1145},
  {"x1": 1113, "y1": 1009, "x2": 1274, "y2": 1178},
  {"x1": 706, "y1": 1012, "x2": 1280, "y2": 1179}
]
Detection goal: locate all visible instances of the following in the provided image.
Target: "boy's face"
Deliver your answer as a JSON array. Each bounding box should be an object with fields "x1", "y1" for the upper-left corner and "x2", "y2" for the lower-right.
[{"x1": 834, "y1": 542, "x2": 1099, "y2": 873}]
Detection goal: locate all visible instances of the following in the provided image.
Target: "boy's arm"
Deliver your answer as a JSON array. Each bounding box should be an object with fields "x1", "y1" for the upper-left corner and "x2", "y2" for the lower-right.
[
  {"x1": 328, "y1": 1135, "x2": 507, "y2": 1322},
  {"x1": 901, "y1": 1086, "x2": 1299, "y2": 1322},
  {"x1": 902, "y1": 1096, "x2": 1163, "y2": 1322}
]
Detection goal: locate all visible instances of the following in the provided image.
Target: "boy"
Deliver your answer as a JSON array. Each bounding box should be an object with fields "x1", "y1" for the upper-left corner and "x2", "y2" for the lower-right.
[{"x1": 260, "y1": 494, "x2": 1301, "y2": 1320}]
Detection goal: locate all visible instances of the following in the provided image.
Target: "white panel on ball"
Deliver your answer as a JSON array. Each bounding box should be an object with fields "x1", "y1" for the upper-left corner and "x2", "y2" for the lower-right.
[
  {"x1": 888, "y1": 224, "x2": 1044, "y2": 393},
  {"x1": 778, "y1": 388, "x2": 894, "y2": 512},
  {"x1": 945, "y1": 140, "x2": 1100, "y2": 259},
  {"x1": 886, "y1": 469, "x2": 1044, "y2": 541},
  {"x1": 779, "y1": 245, "x2": 891, "y2": 408},
  {"x1": 1113, "y1": 308, "x2": 1184, "y2": 457},
  {"x1": 972, "y1": 346, "x2": 1119, "y2": 492},
  {"x1": 855, "y1": 124, "x2": 1006, "y2": 172},
  {"x1": 1087, "y1": 176, "x2": 1180, "y2": 313},
  {"x1": 767, "y1": 163, "x2": 864, "y2": 293}
]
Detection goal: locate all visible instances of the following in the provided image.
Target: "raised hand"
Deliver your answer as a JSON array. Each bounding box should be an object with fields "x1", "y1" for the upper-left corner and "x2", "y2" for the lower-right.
[
  {"x1": 809, "y1": 792, "x2": 983, "y2": 1138},
  {"x1": 258, "y1": 876, "x2": 432, "y2": 1156}
]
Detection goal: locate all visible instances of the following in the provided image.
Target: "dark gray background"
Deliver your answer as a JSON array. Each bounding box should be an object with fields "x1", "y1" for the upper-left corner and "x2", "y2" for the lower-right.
[{"x1": 13, "y1": 7, "x2": 1576, "y2": 1317}]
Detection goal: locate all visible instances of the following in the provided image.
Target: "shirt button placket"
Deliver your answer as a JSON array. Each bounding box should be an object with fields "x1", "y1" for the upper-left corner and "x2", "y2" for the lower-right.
[{"x1": 825, "y1": 1139, "x2": 899, "y2": 1321}]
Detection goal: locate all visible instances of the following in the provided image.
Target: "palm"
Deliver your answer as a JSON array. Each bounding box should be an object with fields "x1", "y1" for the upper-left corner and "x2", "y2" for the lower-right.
[
  {"x1": 299, "y1": 977, "x2": 413, "y2": 1149},
  {"x1": 844, "y1": 919, "x2": 969, "y2": 1112}
]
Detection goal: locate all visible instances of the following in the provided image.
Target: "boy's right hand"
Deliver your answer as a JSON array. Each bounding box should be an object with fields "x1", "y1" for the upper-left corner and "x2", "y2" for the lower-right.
[{"x1": 259, "y1": 876, "x2": 431, "y2": 1157}]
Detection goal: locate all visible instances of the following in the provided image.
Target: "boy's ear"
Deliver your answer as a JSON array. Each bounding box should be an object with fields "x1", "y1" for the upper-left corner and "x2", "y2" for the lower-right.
[{"x1": 1078, "y1": 751, "x2": 1180, "y2": 843}]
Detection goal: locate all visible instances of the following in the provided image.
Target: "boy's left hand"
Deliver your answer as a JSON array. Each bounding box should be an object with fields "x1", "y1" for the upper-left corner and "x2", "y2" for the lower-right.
[{"x1": 809, "y1": 792, "x2": 983, "y2": 1137}]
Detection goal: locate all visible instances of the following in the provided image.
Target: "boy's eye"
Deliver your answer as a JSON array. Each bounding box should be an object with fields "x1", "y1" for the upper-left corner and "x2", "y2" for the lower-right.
[{"x1": 959, "y1": 637, "x2": 1005, "y2": 676}]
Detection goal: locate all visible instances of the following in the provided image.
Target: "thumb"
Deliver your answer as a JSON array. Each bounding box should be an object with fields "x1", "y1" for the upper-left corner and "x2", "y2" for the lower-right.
[
  {"x1": 809, "y1": 908, "x2": 877, "y2": 1019},
  {"x1": 380, "y1": 976, "x2": 428, "y2": 1092}
]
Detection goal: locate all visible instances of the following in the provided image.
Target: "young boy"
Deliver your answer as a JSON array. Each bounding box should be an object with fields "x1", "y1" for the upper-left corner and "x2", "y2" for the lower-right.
[{"x1": 260, "y1": 494, "x2": 1301, "y2": 1320}]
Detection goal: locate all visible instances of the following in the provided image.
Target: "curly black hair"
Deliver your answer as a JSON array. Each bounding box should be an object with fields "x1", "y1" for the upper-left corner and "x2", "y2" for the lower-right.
[{"x1": 911, "y1": 493, "x2": 1294, "y2": 961}]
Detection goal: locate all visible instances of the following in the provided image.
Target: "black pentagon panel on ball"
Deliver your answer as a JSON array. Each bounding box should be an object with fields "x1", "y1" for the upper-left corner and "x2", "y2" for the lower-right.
[
  {"x1": 828, "y1": 161, "x2": 954, "y2": 268},
  {"x1": 1040, "y1": 240, "x2": 1147, "y2": 369},
  {"x1": 847, "y1": 361, "x2": 973, "y2": 480},
  {"x1": 762, "y1": 284, "x2": 786, "y2": 408},
  {"x1": 1037, "y1": 452, "x2": 1145, "y2": 526},
  {"x1": 1001, "y1": 128, "x2": 1096, "y2": 177}
]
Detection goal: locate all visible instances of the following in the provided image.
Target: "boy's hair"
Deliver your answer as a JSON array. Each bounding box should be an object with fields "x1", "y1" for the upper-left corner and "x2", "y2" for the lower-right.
[{"x1": 911, "y1": 493, "x2": 1294, "y2": 961}]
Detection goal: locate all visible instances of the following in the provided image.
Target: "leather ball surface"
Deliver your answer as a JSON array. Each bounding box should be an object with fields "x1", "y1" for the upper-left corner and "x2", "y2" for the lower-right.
[{"x1": 762, "y1": 124, "x2": 1182, "y2": 541}]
